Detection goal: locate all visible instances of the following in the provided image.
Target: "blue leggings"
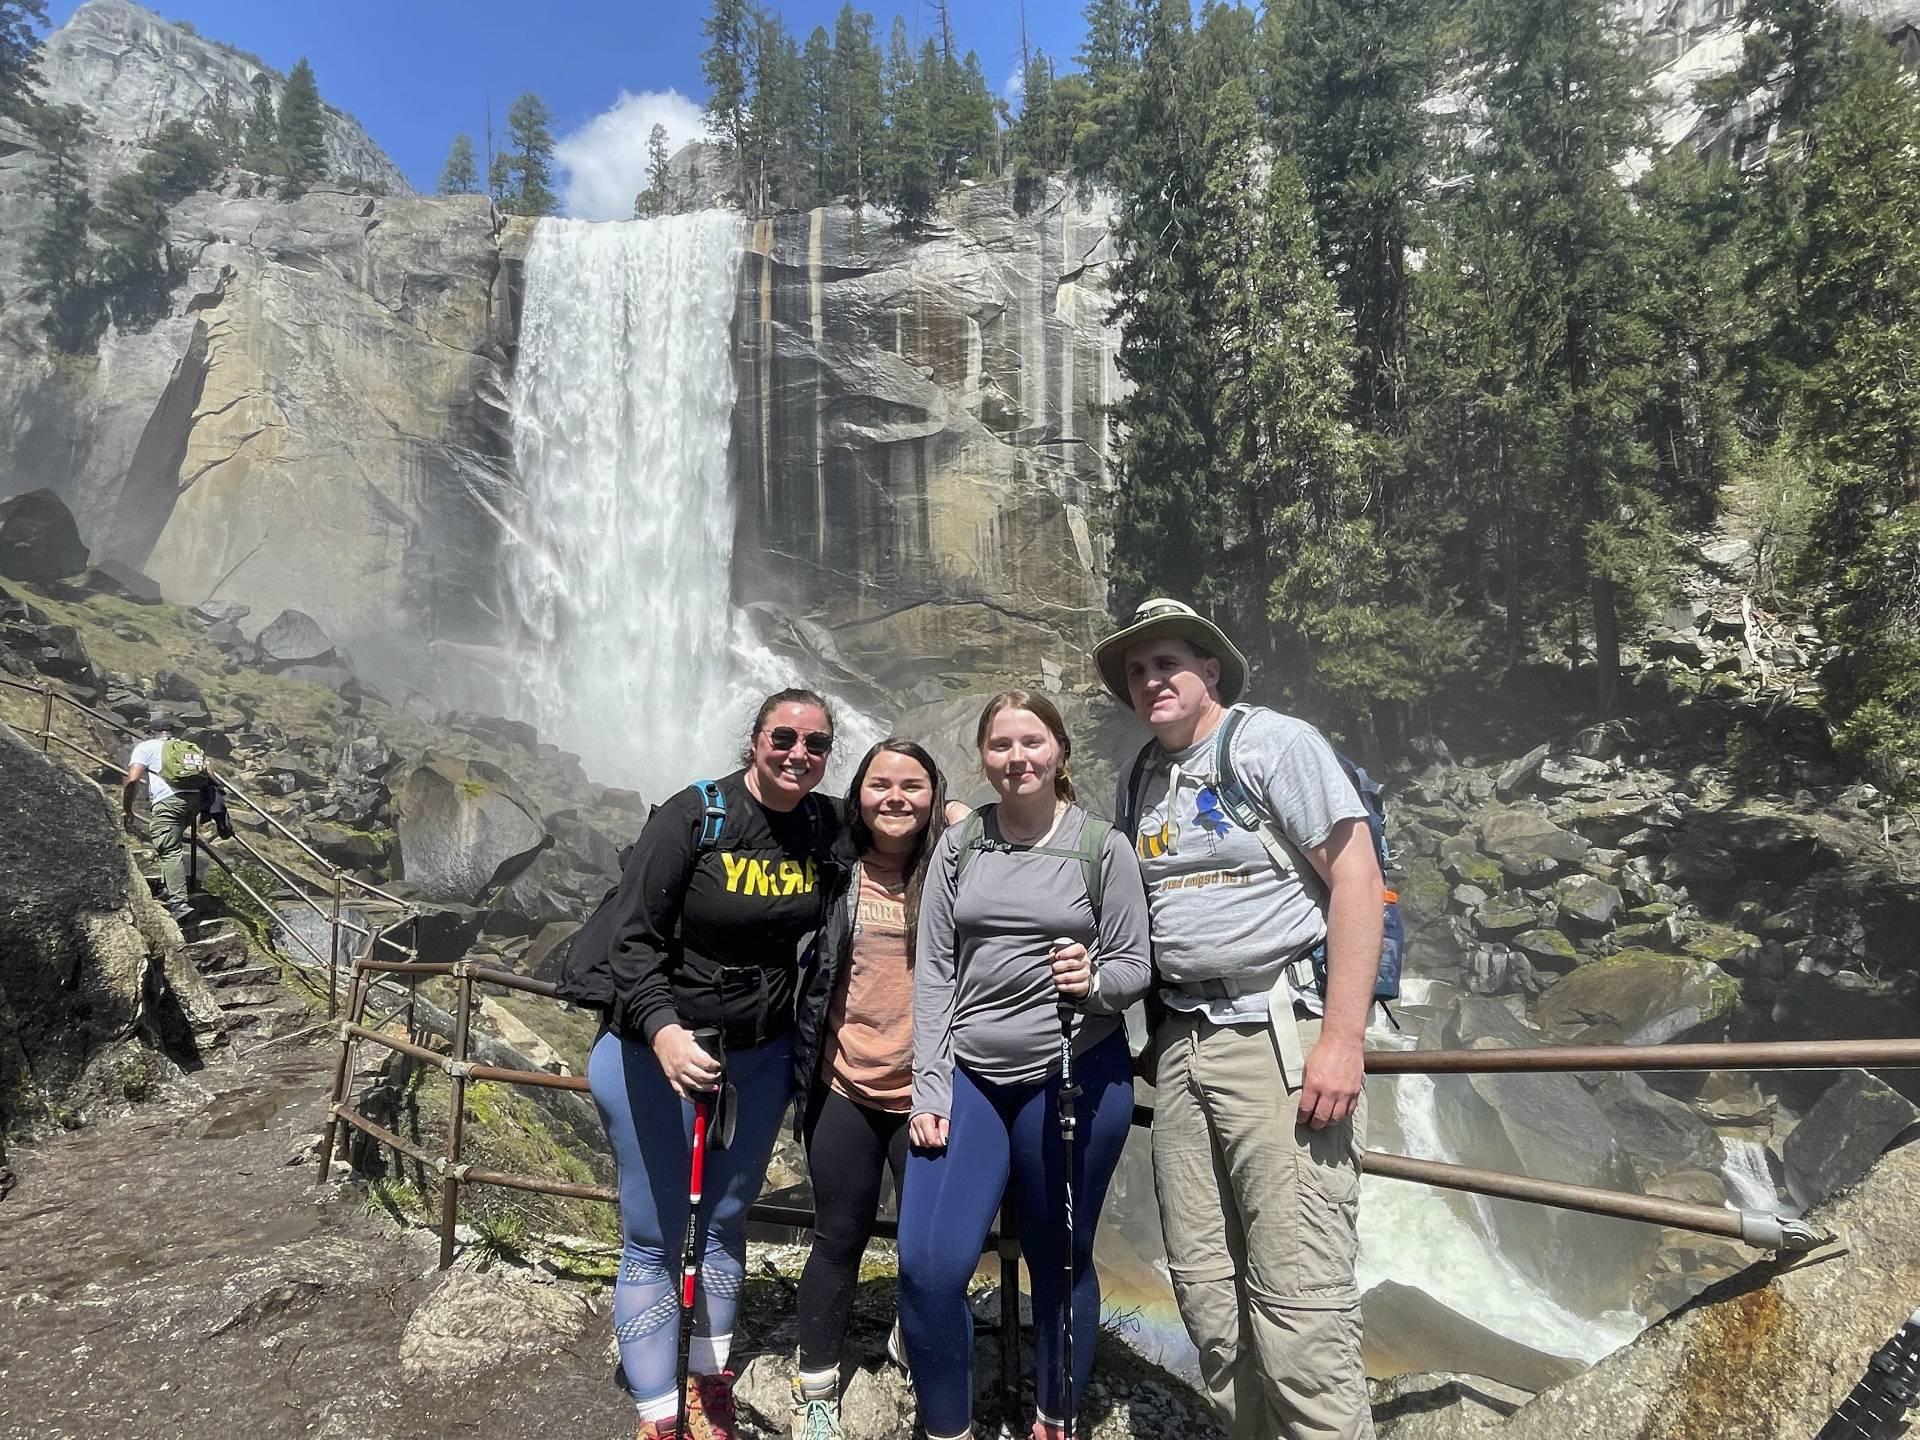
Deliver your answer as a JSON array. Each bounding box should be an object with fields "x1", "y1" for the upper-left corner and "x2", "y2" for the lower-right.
[
  {"x1": 898, "y1": 1028, "x2": 1133, "y2": 1436},
  {"x1": 587, "y1": 1028, "x2": 793, "y2": 1406}
]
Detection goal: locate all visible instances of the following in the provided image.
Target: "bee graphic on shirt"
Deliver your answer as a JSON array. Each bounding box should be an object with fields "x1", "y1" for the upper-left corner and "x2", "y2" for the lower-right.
[{"x1": 1136, "y1": 784, "x2": 1232, "y2": 860}]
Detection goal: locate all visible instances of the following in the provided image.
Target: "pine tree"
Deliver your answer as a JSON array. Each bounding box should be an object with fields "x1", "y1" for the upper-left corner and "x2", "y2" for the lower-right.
[
  {"x1": 953, "y1": 52, "x2": 999, "y2": 178},
  {"x1": 801, "y1": 25, "x2": 834, "y2": 199},
  {"x1": 1074, "y1": 0, "x2": 1139, "y2": 173},
  {"x1": 1108, "y1": 0, "x2": 1222, "y2": 619},
  {"x1": 635, "y1": 123, "x2": 672, "y2": 217},
  {"x1": 22, "y1": 102, "x2": 100, "y2": 352},
  {"x1": 275, "y1": 57, "x2": 327, "y2": 190},
  {"x1": 439, "y1": 133, "x2": 478, "y2": 194},
  {"x1": 827, "y1": 4, "x2": 881, "y2": 205},
  {"x1": 1264, "y1": 0, "x2": 1435, "y2": 468},
  {"x1": 503, "y1": 92, "x2": 556, "y2": 216},
  {"x1": 1454, "y1": 0, "x2": 1662, "y2": 706},
  {"x1": 702, "y1": 0, "x2": 753, "y2": 203},
  {"x1": 90, "y1": 117, "x2": 218, "y2": 325},
  {"x1": 242, "y1": 71, "x2": 277, "y2": 173},
  {"x1": 1696, "y1": 0, "x2": 1846, "y2": 142},
  {"x1": 200, "y1": 74, "x2": 244, "y2": 163},
  {"x1": 1783, "y1": 25, "x2": 1920, "y2": 783},
  {"x1": 744, "y1": 12, "x2": 806, "y2": 211},
  {"x1": 0, "y1": 0, "x2": 47, "y2": 125},
  {"x1": 879, "y1": 18, "x2": 936, "y2": 225}
]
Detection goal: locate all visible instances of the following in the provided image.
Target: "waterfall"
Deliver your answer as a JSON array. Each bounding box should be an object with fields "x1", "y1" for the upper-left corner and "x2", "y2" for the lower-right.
[
  {"x1": 1356, "y1": 979, "x2": 1642, "y2": 1365},
  {"x1": 503, "y1": 213, "x2": 876, "y2": 797},
  {"x1": 1721, "y1": 1137, "x2": 1780, "y2": 1213}
]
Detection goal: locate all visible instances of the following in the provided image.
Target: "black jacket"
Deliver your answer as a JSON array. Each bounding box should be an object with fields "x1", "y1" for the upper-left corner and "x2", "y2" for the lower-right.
[
  {"x1": 790, "y1": 861, "x2": 858, "y2": 1112},
  {"x1": 558, "y1": 773, "x2": 844, "y2": 1051}
]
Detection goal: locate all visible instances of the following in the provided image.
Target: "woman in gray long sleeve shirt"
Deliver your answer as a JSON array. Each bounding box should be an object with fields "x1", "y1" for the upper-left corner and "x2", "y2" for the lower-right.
[{"x1": 897, "y1": 691, "x2": 1152, "y2": 1440}]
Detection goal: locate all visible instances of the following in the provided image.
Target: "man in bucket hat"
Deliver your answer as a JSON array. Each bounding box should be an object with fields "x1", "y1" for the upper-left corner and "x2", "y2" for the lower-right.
[
  {"x1": 122, "y1": 710, "x2": 208, "y2": 924},
  {"x1": 1094, "y1": 598, "x2": 1382, "y2": 1440}
]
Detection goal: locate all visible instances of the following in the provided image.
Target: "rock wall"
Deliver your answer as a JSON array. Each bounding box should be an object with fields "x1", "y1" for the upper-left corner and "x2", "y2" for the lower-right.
[
  {"x1": 37, "y1": 0, "x2": 410, "y2": 194},
  {"x1": 732, "y1": 180, "x2": 1122, "y2": 697}
]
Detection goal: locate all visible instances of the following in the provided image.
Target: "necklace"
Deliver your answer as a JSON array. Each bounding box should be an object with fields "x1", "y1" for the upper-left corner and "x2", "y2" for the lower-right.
[{"x1": 997, "y1": 800, "x2": 1064, "y2": 846}]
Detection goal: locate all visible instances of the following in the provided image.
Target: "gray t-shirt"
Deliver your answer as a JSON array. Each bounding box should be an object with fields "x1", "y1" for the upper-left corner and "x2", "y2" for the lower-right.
[
  {"x1": 911, "y1": 804, "x2": 1153, "y2": 1120},
  {"x1": 1120, "y1": 707, "x2": 1368, "y2": 1025}
]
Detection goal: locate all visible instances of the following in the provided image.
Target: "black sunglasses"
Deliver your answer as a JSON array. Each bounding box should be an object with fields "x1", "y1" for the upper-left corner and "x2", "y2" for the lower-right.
[{"x1": 764, "y1": 726, "x2": 834, "y2": 757}]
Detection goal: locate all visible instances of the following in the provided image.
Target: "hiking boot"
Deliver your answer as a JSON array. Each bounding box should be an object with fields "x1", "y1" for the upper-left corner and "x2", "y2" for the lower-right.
[
  {"x1": 788, "y1": 1387, "x2": 843, "y2": 1440},
  {"x1": 686, "y1": 1371, "x2": 737, "y2": 1440},
  {"x1": 1029, "y1": 1420, "x2": 1069, "y2": 1440},
  {"x1": 886, "y1": 1317, "x2": 908, "y2": 1372},
  {"x1": 634, "y1": 1420, "x2": 679, "y2": 1440}
]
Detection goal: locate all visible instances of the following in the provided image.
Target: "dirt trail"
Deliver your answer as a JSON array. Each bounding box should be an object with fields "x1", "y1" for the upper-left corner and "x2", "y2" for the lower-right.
[{"x1": 0, "y1": 1026, "x2": 629, "y2": 1439}]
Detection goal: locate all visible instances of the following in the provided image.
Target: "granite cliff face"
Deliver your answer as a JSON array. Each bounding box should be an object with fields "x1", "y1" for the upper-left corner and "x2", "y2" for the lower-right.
[
  {"x1": 733, "y1": 182, "x2": 1121, "y2": 696},
  {"x1": 36, "y1": 0, "x2": 410, "y2": 194}
]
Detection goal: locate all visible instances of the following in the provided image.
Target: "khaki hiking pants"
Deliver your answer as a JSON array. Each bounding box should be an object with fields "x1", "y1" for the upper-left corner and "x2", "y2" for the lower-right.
[
  {"x1": 149, "y1": 791, "x2": 201, "y2": 907},
  {"x1": 1152, "y1": 1010, "x2": 1373, "y2": 1440}
]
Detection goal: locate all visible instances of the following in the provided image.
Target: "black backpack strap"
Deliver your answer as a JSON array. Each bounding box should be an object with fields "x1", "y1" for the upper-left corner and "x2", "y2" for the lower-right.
[{"x1": 1120, "y1": 741, "x2": 1157, "y2": 839}]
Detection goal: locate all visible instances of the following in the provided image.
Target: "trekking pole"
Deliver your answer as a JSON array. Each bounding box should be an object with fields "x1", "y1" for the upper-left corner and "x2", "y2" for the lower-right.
[
  {"x1": 675, "y1": 1027, "x2": 723, "y2": 1439},
  {"x1": 1815, "y1": 1306, "x2": 1920, "y2": 1439},
  {"x1": 1053, "y1": 939, "x2": 1081, "y2": 1440}
]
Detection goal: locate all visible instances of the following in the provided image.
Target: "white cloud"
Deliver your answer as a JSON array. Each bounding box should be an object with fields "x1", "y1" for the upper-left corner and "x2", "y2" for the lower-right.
[
  {"x1": 555, "y1": 89, "x2": 706, "y2": 221},
  {"x1": 1003, "y1": 68, "x2": 1025, "y2": 105}
]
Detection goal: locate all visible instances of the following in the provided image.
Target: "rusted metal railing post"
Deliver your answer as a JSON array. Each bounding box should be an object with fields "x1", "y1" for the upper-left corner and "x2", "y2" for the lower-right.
[
  {"x1": 439, "y1": 965, "x2": 475, "y2": 1269},
  {"x1": 318, "y1": 956, "x2": 369, "y2": 1184},
  {"x1": 999, "y1": 1197, "x2": 1020, "y2": 1421},
  {"x1": 327, "y1": 874, "x2": 343, "y2": 1019},
  {"x1": 37, "y1": 685, "x2": 52, "y2": 751}
]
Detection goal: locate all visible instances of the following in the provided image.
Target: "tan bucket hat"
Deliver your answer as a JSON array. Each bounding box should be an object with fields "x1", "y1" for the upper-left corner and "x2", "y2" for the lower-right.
[{"x1": 1092, "y1": 598, "x2": 1249, "y2": 708}]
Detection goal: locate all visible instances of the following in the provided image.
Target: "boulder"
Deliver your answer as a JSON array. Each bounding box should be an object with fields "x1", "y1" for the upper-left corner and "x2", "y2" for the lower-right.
[
  {"x1": 79, "y1": 558, "x2": 163, "y2": 604},
  {"x1": 392, "y1": 752, "x2": 548, "y2": 905},
  {"x1": 397, "y1": 1266, "x2": 589, "y2": 1381},
  {"x1": 301, "y1": 821, "x2": 388, "y2": 870},
  {"x1": 1553, "y1": 873, "x2": 1624, "y2": 930},
  {"x1": 1537, "y1": 754, "x2": 1610, "y2": 789},
  {"x1": 1533, "y1": 950, "x2": 1739, "y2": 1046},
  {"x1": 1510, "y1": 928, "x2": 1579, "y2": 972},
  {"x1": 0, "y1": 489, "x2": 88, "y2": 582},
  {"x1": 524, "y1": 921, "x2": 582, "y2": 981},
  {"x1": 1495, "y1": 743, "x2": 1550, "y2": 798},
  {"x1": 1648, "y1": 631, "x2": 1713, "y2": 666},
  {"x1": 190, "y1": 598, "x2": 250, "y2": 625},
  {"x1": 1591, "y1": 1073, "x2": 1725, "y2": 1173},
  {"x1": 1361, "y1": 1282, "x2": 1585, "y2": 1395},
  {"x1": 1782, "y1": 1069, "x2": 1919, "y2": 1211},
  {"x1": 150, "y1": 668, "x2": 205, "y2": 707},
  {"x1": 1377, "y1": 1132, "x2": 1920, "y2": 1440},
  {"x1": 1472, "y1": 896, "x2": 1540, "y2": 940},
  {"x1": 1478, "y1": 808, "x2": 1590, "y2": 878},
  {"x1": 0, "y1": 722, "x2": 219, "y2": 1140},
  {"x1": 253, "y1": 609, "x2": 338, "y2": 670},
  {"x1": 1434, "y1": 999, "x2": 1655, "y2": 1311}
]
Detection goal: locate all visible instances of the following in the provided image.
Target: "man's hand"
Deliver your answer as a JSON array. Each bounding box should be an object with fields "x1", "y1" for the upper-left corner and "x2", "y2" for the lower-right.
[
  {"x1": 1297, "y1": 1030, "x2": 1364, "y2": 1130},
  {"x1": 909, "y1": 1112, "x2": 949, "y2": 1150}
]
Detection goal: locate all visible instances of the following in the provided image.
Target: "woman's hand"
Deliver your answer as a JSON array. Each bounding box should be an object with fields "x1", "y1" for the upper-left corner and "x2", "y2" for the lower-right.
[
  {"x1": 1049, "y1": 940, "x2": 1092, "y2": 1000},
  {"x1": 909, "y1": 1112, "x2": 949, "y2": 1150},
  {"x1": 651, "y1": 1023, "x2": 722, "y2": 1099}
]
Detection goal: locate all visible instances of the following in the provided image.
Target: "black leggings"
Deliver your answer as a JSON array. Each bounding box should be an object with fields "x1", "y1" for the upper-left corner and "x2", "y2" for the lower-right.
[{"x1": 795, "y1": 1086, "x2": 910, "y2": 1370}]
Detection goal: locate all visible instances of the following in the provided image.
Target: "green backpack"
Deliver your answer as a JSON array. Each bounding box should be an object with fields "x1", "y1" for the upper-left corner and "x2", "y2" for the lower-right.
[
  {"x1": 954, "y1": 806, "x2": 1110, "y2": 922},
  {"x1": 157, "y1": 736, "x2": 211, "y2": 787}
]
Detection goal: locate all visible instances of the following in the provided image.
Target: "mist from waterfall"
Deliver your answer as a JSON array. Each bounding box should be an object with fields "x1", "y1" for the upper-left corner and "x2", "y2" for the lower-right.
[{"x1": 503, "y1": 213, "x2": 876, "y2": 798}]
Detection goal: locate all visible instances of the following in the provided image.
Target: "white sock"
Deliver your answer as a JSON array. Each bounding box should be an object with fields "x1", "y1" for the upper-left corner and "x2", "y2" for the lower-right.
[
  {"x1": 688, "y1": 1332, "x2": 732, "y2": 1374},
  {"x1": 797, "y1": 1365, "x2": 838, "y2": 1399},
  {"x1": 636, "y1": 1391, "x2": 676, "y2": 1423}
]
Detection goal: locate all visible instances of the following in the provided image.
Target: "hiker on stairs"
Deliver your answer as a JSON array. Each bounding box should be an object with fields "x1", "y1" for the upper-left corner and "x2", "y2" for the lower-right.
[
  {"x1": 122, "y1": 710, "x2": 212, "y2": 923},
  {"x1": 1094, "y1": 599, "x2": 1388, "y2": 1440},
  {"x1": 898, "y1": 690, "x2": 1152, "y2": 1440}
]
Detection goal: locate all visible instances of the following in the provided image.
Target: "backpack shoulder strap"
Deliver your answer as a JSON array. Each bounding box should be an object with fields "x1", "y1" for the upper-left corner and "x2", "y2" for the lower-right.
[
  {"x1": 1212, "y1": 704, "x2": 1310, "y2": 885},
  {"x1": 692, "y1": 780, "x2": 727, "y2": 850},
  {"x1": 1120, "y1": 741, "x2": 1157, "y2": 839},
  {"x1": 1075, "y1": 814, "x2": 1112, "y2": 923},
  {"x1": 953, "y1": 808, "x2": 989, "y2": 887}
]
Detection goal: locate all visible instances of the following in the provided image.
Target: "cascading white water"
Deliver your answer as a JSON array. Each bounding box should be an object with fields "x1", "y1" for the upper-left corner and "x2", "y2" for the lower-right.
[
  {"x1": 504, "y1": 213, "x2": 877, "y2": 797},
  {"x1": 1721, "y1": 1137, "x2": 1781, "y2": 1213},
  {"x1": 1356, "y1": 980, "x2": 1642, "y2": 1365}
]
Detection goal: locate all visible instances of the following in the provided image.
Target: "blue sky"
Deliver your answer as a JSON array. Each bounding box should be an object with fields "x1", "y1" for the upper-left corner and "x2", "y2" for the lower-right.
[{"x1": 45, "y1": 1, "x2": 1096, "y2": 214}]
